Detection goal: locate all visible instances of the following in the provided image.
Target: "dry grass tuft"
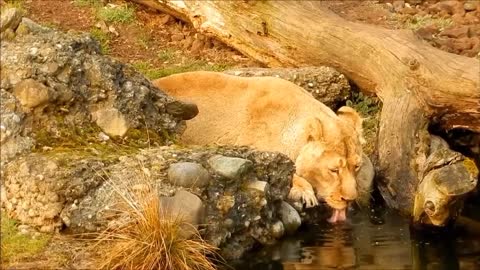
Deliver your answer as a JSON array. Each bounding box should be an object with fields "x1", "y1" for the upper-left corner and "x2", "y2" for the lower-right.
[{"x1": 88, "y1": 166, "x2": 220, "y2": 270}]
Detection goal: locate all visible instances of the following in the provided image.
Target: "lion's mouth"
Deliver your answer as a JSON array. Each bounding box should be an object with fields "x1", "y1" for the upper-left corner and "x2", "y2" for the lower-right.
[{"x1": 327, "y1": 208, "x2": 347, "y2": 223}]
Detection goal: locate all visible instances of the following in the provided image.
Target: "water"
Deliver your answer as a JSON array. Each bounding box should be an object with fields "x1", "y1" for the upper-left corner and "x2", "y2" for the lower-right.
[{"x1": 231, "y1": 209, "x2": 480, "y2": 270}]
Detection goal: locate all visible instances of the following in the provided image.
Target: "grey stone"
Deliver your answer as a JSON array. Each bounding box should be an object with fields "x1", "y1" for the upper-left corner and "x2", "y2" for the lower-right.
[
  {"x1": 16, "y1": 18, "x2": 51, "y2": 35},
  {"x1": 208, "y1": 155, "x2": 253, "y2": 179},
  {"x1": 356, "y1": 154, "x2": 375, "y2": 207},
  {"x1": 165, "y1": 100, "x2": 199, "y2": 120},
  {"x1": 159, "y1": 190, "x2": 204, "y2": 238},
  {"x1": 1, "y1": 8, "x2": 23, "y2": 33},
  {"x1": 270, "y1": 220, "x2": 285, "y2": 239},
  {"x1": 167, "y1": 162, "x2": 210, "y2": 187},
  {"x1": 279, "y1": 201, "x2": 301, "y2": 235}
]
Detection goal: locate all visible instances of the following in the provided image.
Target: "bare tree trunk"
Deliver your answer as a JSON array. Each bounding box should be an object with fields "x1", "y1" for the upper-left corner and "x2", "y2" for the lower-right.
[{"x1": 132, "y1": 0, "x2": 480, "y2": 217}]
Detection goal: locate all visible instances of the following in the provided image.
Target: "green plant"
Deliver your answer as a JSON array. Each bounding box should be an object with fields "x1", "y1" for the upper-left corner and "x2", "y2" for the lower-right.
[
  {"x1": 1, "y1": 212, "x2": 51, "y2": 263},
  {"x1": 157, "y1": 48, "x2": 177, "y2": 62},
  {"x1": 73, "y1": 0, "x2": 102, "y2": 8},
  {"x1": 133, "y1": 60, "x2": 231, "y2": 80},
  {"x1": 88, "y1": 172, "x2": 220, "y2": 270},
  {"x1": 96, "y1": 4, "x2": 135, "y2": 24},
  {"x1": 346, "y1": 91, "x2": 380, "y2": 117},
  {"x1": 90, "y1": 27, "x2": 111, "y2": 54},
  {"x1": 403, "y1": 14, "x2": 453, "y2": 31}
]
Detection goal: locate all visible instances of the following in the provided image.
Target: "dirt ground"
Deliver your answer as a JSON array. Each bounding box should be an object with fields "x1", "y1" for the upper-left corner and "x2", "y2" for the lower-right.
[{"x1": 1, "y1": 0, "x2": 479, "y2": 269}]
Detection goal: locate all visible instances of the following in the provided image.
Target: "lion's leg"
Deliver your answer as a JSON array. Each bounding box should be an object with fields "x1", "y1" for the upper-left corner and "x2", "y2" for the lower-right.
[{"x1": 288, "y1": 174, "x2": 318, "y2": 208}]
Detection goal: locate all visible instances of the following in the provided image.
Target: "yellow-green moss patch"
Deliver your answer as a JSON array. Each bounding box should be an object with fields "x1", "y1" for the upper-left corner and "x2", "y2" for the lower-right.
[{"x1": 1, "y1": 212, "x2": 51, "y2": 263}]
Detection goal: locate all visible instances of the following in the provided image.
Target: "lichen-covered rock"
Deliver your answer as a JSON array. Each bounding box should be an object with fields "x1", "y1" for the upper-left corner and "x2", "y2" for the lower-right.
[
  {"x1": 208, "y1": 155, "x2": 253, "y2": 180},
  {"x1": 1, "y1": 145, "x2": 294, "y2": 259},
  {"x1": 0, "y1": 10, "x2": 193, "y2": 165},
  {"x1": 0, "y1": 89, "x2": 34, "y2": 167},
  {"x1": 225, "y1": 67, "x2": 351, "y2": 109},
  {"x1": 167, "y1": 162, "x2": 211, "y2": 187}
]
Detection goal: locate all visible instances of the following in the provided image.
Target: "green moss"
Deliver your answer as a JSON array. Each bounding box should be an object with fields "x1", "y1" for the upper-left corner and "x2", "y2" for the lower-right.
[
  {"x1": 1, "y1": 212, "x2": 51, "y2": 263},
  {"x1": 96, "y1": 4, "x2": 135, "y2": 24},
  {"x1": 73, "y1": 0, "x2": 103, "y2": 8},
  {"x1": 464, "y1": 158, "x2": 479, "y2": 177},
  {"x1": 132, "y1": 60, "x2": 231, "y2": 80},
  {"x1": 346, "y1": 91, "x2": 381, "y2": 156},
  {"x1": 89, "y1": 27, "x2": 111, "y2": 54},
  {"x1": 157, "y1": 48, "x2": 177, "y2": 62},
  {"x1": 401, "y1": 14, "x2": 453, "y2": 31}
]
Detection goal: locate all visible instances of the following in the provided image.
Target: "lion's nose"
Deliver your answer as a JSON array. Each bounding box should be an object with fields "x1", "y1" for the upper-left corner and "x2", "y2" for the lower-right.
[{"x1": 340, "y1": 189, "x2": 357, "y2": 201}]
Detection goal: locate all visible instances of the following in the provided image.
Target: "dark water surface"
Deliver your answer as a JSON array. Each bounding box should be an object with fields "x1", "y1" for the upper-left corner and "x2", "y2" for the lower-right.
[{"x1": 231, "y1": 209, "x2": 480, "y2": 270}]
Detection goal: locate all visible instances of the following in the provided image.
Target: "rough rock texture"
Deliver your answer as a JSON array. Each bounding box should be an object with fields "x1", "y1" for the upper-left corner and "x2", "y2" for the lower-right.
[
  {"x1": 167, "y1": 161, "x2": 211, "y2": 187},
  {"x1": 1, "y1": 145, "x2": 294, "y2": 259},
  {"x1": 225, "y1": 67, "x2": 351, "y2": 109},
  {"x1": 0, "y1": 9, "x2": 192, "y2": 166}
]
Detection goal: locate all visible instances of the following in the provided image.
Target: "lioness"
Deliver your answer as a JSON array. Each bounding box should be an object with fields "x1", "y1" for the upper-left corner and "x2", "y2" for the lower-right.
[{"x1": 153, "y1": 71, "x2": 364, "y2": 223}]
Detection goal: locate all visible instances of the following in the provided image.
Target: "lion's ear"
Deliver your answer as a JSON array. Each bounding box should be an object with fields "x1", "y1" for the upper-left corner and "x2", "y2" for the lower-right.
[
  {"x1": 305, "y1": 117, "x2": 324, "y2": 142},
  {"x1": 337, "y1": 106, "x2": 365, "y2": 144}
]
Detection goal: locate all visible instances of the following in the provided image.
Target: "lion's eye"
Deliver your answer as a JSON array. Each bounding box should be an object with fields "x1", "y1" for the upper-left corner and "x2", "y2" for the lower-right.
[
  {"x1": 329, "y1": 168, "x2": 339, "y2": 173},
  {"x1": 355, "y1": 165, "x2": 361, "y2": 171}
]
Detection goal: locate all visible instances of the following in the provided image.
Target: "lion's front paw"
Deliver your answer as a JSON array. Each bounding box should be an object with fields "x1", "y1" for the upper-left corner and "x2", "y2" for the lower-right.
[{"x1": 288, "y1": 187, "x2": 318, "y2": 208}]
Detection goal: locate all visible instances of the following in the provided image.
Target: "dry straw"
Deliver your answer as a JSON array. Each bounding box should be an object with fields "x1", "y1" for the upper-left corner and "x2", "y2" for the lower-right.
[{"x1": 87, "y1": 164, "x2": 221, "y2": 270}]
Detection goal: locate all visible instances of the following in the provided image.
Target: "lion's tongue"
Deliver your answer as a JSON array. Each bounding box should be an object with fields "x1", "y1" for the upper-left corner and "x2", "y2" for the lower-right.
[{"x1": 327, "y1": 209, "x2": 347, "y2": 223}]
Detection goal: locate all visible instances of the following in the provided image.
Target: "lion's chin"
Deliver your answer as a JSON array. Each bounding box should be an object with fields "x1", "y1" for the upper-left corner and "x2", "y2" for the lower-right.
[{"x1": 327, "y1": 208, "x2": 347, "y2": 223}]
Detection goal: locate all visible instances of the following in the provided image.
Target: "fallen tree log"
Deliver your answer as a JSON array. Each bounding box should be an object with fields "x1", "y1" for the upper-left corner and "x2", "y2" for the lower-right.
[{"x1": 132, "y1": 0, "x2": 480, "y2": 220}]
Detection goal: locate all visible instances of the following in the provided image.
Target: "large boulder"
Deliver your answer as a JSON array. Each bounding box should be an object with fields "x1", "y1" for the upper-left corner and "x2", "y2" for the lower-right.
[
  {"x1": 225, "y1": 67, "x2": 351, "y2": 109},
  {"x1": 0, "y1": 9, "x2": 194, "y2": 167},
  {"x1": 1, "y1": 145, "x2": 294, "y2": 260}
]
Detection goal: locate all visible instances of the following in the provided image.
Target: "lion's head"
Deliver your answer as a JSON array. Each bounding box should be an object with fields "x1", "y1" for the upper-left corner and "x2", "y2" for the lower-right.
[{"x1": 295, "y1": 106, "x2": 364, "y2": 222}]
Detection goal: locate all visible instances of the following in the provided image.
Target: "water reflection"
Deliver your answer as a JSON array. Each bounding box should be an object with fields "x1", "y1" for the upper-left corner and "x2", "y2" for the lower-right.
[{"x1": 231, "y1": 210, "x2": 480, "y2": 270}]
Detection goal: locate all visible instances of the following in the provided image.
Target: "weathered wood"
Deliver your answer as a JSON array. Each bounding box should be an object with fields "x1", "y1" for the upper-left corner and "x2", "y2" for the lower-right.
[{"x1": 135, "y1": 0, "x2": 480, "y2": 218}]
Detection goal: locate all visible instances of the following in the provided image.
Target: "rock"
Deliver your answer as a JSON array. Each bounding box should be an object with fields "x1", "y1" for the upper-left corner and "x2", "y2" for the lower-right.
[
  {"x1": 225, "y1": 67, "x2": 350, "y2": 109},
  {"x1": 16, "y1": 18, "x2": 51, "y2": 35},
  {"x1": 356, "y1": 154, "x2": 375, "y2": 207},
  {"x1": 171, "y1": 33, "x2": 185, "y2": 42},
  {"x1": 160, "y1": 190, "x2": 204, "y2": 238},
  {"x1": 401, "y1": 7, "x2": 418, "y2": 15},
  {"x1": 97, "y1": 132, "x2": 110, "y2": 142},
  {"x1": 167, "y1": 162, "x2": 211, "y2": 187},
  {"x1": 440, "y1": 26, "x2": 469, "y2": 39},
  {"x1": 436, "y1": 1, "x2": 465, "y2": 16},
  {"x1": 464, "y1": 11, "x2": 480, "y2": 24},
  {"x1": 12, "y1": 79, "x2": 50, "y2": 109},
  {"x1": 416, "y1": 25, "x2": 440, "y2": 40},
  {"x1": 279, "y1": 201, "x2": 301, "y2": 235},
  {"x1": 165, "y1": 100, "x2": 199, "y2": 120},
  {"x1": 393, "y1": 0, "x2": 405, "y2": 12},
  {"x1": 190, "y1": 39, "x2": 205, "y2": 53},
  {"x1": 464, "y1": 1, "x2": 478, "y2": 12},
  {"x1": 246, "y1": 180, "x2": 268, "y2": 193},
  {"x1": 454, "y1": 37, "x2": 474, "y2": 51},
  {"x1": 91, "y1": 108, "x2": 129, "y2": 137},
  {"x1": 270, "y1": 221, "x2": 285, "y2": 239},
  {"x1": 0, "y1": 8, "x2": 23, "y2": 33},
  {"x1": 208, "y1": 155, "x2": 253, "y2": 180}
]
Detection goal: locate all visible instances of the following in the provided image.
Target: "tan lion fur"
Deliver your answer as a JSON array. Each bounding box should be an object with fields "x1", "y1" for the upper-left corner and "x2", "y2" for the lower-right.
[{"x1": 153, "y1": 71, "x2": 364, "y2": 211}]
